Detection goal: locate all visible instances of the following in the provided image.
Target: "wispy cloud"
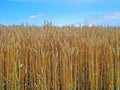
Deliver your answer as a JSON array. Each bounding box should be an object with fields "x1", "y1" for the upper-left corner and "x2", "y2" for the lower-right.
[
  {"x1": 84, "y1": 11, "x2": 120, "y2": 26},
  {"x1": 29, "y1": 14, "x2": 43, "y2": 19},
  {"x1": 102, "y1": 12, "x2": 120, "y2": 20}
]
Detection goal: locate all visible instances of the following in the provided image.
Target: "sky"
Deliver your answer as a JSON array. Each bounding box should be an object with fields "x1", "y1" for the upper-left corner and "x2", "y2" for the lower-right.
[{"x1": 0, "y1": 0, "x2": 120, "y2": 26}]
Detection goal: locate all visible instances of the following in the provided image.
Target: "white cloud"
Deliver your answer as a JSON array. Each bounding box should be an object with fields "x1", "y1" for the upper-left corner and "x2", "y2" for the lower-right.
[
  {"x1": 84, "y1": 11, "x2": 120, "y2": 26},
  {"x1": 29, "y1": 14, "x2": 43, "y2": 19},
  {"x1": 102, "y1": 12, "x2": 120, "y2": 20}
]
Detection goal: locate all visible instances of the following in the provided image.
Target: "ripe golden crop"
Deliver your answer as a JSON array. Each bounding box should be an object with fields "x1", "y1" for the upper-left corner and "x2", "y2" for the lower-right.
[{"x1": 0, "y1": 25, "x2": 120, "y2": 90}]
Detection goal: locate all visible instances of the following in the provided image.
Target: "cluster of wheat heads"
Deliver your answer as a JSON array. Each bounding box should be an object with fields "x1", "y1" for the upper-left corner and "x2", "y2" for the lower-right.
[{"x1": 0, "y1": 25, "x2": 120, "y2": 90}]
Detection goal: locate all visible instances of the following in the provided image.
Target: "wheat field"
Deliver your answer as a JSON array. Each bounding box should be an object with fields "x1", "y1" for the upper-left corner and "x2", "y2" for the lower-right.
[{"x1": 0, "y1": 24, "x2": 120, "y2": 90}]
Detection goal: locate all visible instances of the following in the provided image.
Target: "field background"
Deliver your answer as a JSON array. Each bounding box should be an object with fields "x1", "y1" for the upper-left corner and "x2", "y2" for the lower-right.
[{"x1": 0, "y1": 24, "x2": 120, "y2": 90}]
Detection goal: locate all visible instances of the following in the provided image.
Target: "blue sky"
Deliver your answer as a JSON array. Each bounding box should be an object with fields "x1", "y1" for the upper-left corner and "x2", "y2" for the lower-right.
[{"x1": 0, "y1": 0, "x2": 120, "y2": 26}]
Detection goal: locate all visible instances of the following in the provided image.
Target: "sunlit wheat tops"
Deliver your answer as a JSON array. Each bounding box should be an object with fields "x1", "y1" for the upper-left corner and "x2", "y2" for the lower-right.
[{"x1": 0, "y1": 24, "x2": 120, "y2": 90}]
